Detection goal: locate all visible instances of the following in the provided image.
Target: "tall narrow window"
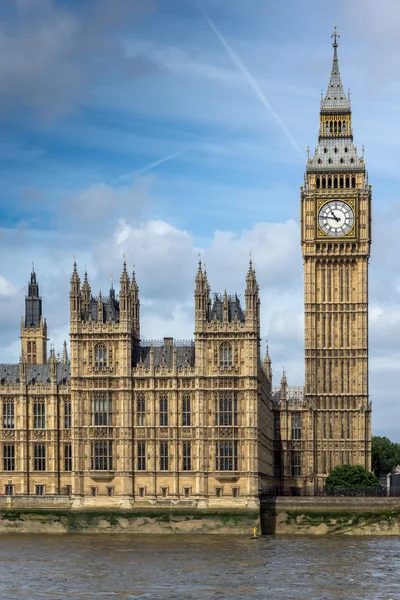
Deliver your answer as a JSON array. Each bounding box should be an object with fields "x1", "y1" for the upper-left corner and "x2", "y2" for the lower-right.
[
  {"x1": 91, "y1": 392, "x2": 112, "y2": 426},
  {"x1": 182, "y1": 393, "x2": 191, "y2": 426},
  {"x1": 91, "y1": 441, "x2": 113, "y2": 470},
  {"x1": 137, "y1": 441, "x2": 146, "y2": 470},
  {"x1": 215, "y1": 392, "x2": 237, "y2": 426},
  {"x1": 273, "y1": 451, "x2": 281, "y2": 477},
  {"x1": 160, "y1": 395, "x2": 168, "y2": 426},
  {"x1": 137, "y1": 392, "x2": 145, "y2": 426},
  {"x1": 3, "y1": 444, "x2": 15, "y2": 471},
  {"x1": 215, "y1": 441, "x2": 238, "y2": 471},
  {"x1": 64, "y1": 401, "x2": 71, "y2": 429},
  {"x1": 64, "y1": 444, "x2": 72, "y2": 471},
  {"x1": 274, "y1": 414, "x2": 281, "y2": 440},
  {"x1": 219, "y1": 343, "x2": 232, "y2": 367},
  {"x1": 160, "y1": 442, "x2": 168, "y2": 470},
  {"x1": 183, "y1": 442, "x2": 191, "y2": 471},
  {"x1": 3, "y1": 401, "x2": 14, "y2": 429},
  {"x1": 291, "y1": 451, "x2": 302, "y2": 476},
  {"x1": 33, "y1": 401, "x2": 45, "y2": 429},
  {"x1": 95, "y1": 343, "x2": 107, "y2": 369},
  {"x1": 291, "y1": 413, "x2": 302, "y2": 440},
  {"x1": 34, "y1": 444, "x2": 46, "y2": 471}
]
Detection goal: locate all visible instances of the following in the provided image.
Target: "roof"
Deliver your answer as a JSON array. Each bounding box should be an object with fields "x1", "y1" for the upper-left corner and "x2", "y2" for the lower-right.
[
  {"x1": 83, "y1": 291, "x2": 120, "y2": 323},
  {"x1": 307, "y1": 137, "x2": 364, "y2": 172},
  {"x1": 133, "y1": 342, "x2": 195, "y2": 368},
  {"x1": 0, "y1": 364, "x2": 70, "y2": 385},
  {"x1": 272, "y1": 386, "x2": 305, "y2": 405},
  {"x1": 321, "y1": 31, "x2": 350, "y2": 113},
  {"x1": 210, "y1": 293, "x2": 245, "y2": 323}
]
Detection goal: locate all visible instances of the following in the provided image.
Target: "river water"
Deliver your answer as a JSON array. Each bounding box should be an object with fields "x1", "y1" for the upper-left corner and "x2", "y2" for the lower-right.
[{"x1": 0, "y1": 535, "x2": 399, "y2": 599}]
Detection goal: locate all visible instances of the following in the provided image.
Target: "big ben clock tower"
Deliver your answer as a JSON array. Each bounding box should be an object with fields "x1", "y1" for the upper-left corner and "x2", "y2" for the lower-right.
[{"x1": 301, "y1": 27, "x2": 371, "y2": 488}]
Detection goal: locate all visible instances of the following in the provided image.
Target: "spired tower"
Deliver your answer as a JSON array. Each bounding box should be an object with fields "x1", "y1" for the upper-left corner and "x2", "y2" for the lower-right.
[
  {"x1": 20, "y1": 266, "x2": 47, "y2": 364},
  {"x1": 301, "y1": 28, "x2": 372, "y2": 488}
]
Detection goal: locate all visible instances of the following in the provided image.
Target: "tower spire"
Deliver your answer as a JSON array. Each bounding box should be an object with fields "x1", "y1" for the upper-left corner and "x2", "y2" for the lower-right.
[{"x1": 321, "y1": 25, "x2": 350, "y2": 112}]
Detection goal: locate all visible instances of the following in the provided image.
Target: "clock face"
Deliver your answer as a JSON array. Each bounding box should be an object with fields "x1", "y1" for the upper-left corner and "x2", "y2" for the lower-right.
[{"x1": 318, "y1": 200, "x2": 354, "y2": 236}]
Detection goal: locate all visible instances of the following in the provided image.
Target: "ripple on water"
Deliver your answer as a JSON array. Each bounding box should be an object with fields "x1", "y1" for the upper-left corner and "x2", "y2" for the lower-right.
[{"x1": 0, "y1": 535, "x2": 399, "y2": 599}]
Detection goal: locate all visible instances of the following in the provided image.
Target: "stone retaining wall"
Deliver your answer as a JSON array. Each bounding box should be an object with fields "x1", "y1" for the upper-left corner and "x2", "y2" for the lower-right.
[{"x1": 261, "y1": 497, "x2": 400, "y2": 535}]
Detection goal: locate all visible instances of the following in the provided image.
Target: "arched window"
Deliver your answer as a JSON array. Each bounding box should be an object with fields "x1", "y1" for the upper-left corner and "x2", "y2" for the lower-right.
[
  {"x1": 351, "y1": 176, "x2": 356, "y2": 188},
  {"x1": 33, "y1": 355, "x2": 36, "y2": 365},
  {"x1": 95, "y1": 344, "x2": 107, "y2": 369},
  {"x1": 316, "y1": 177, "x2": 320, "y2": 189},
  {"x1": 28, "y1": 342, "x2": 31, "y2": 353},
  {"x1": 343, "y1": 122, "x2": 346, "y2": 133},
  {"x1": 33, "y1": 342, "x2": 36, "y2": 353},
  {"x1": 219, "y1": 343, "x2": 232, "y2": 368},
  {"x1": 338, "y1": 121, "x2": 342, "y2": 133},
  {"x1": 334, "y1": 121, "x2": 337, "y2": 133},
  {"x1": 329, "y1": 122, "x2": 333, "y2": 133},
  {"x1": 346, "y1": 177, "x2": 350, "y2": 189},
  {"x1": 340, "y1": 176, "x2": 344, "y2": 188},
  {"x1": 325, "y1": 121, "x2": 329, "y2": 134},
  {"x1": 334, "y1": 177, "x2": 338, "y2": 189},
  {"x1": 322, "y1": 177, "x2": 326, "y2": 189},
  {"x1": 328, "y1": 177, "x2": 332, "y2": 188}
]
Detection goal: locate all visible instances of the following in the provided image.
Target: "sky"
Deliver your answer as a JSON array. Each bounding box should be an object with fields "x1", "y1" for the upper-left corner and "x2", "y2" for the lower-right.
[{"x1": 1, "y1": 0, "x2": 400, "y2": 440}]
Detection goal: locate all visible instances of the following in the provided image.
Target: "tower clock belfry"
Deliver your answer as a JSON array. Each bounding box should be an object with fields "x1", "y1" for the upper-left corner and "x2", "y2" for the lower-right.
[{"x1": 301, "y1": 27, "x2": 372, "y2": 486}]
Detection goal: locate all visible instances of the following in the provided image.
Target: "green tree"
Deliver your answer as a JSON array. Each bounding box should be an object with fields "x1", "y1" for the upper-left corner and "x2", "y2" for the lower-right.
[
  {"x1": 324, "y1": 464, "x2": 379, "y2": 493},
  {"x1": 371, "y1": 436, "x2": 400, "y2": 477}
]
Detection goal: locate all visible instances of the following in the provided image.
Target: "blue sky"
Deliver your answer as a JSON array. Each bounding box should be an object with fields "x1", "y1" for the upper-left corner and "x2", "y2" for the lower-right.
[{"x1": 1, "y1": 0, "x2": 400, "y2": 440}]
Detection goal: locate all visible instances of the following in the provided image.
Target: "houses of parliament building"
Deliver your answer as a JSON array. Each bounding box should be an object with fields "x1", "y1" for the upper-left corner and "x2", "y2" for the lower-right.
[{"x1": 0, "y1": 30, "x2": 371, "y2": 504}]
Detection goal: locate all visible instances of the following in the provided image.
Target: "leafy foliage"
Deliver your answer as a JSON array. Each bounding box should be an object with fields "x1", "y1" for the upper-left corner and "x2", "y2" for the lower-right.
[
  {"x1": 371, "y1": 436, "x2": 400, "y2": 477},
  {"x1": 324, "y1": 464, "x2": 379, "y2": 492}
]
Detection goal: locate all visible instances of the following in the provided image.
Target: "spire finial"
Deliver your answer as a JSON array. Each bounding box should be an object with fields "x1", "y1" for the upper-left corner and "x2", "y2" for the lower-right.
[{"x1": 331, "y1": 24, "x2": 339, "y2": 47}]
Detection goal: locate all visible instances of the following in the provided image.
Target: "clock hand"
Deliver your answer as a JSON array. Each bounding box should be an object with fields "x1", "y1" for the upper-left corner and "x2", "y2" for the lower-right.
[{"x1": 330, "y1": 211, "x2": 340, "y2": 222}]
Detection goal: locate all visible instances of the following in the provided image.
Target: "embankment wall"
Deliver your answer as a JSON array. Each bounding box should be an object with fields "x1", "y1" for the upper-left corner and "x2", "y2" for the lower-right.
[{"x1": 261, "y1": 497, "x2": 400, "y2": 535}]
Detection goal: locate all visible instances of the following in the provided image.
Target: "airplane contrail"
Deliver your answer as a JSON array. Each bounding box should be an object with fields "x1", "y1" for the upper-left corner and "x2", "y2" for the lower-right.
[
  {"x1": 198, "y1": 6, "x2": 304, "y2": 159},
  {"x1": 116, "y1": 126, "x2": 237, "y2": 184},
  {"x1": 117, "y1": 147, "x2": 189, "y2": 183}
]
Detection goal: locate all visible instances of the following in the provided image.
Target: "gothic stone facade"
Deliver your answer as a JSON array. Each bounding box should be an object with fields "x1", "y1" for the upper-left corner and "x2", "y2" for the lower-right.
[
  {"x1": 0, "y1": 262, "x2": 274, "y2": 505},
  {"x1": 0, "y1": 31, "x2": 371, "y2": 501}
]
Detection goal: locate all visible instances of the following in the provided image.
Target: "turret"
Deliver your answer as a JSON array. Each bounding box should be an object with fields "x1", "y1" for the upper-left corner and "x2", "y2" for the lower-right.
[
  {"x1": 62, "y1": 340, "x2": 69, "y2": 364},
  {"x1": 194, "y1": 260, "x2": 209, "y2": 325},
  {"x1": 70, "y1": 261, "x2": 81, "y2": 322},
  {"x1": 245, "y1": 259, "x2": 260, "y2": 326},
  {"x1": 280, "y1": 367, "x2": 288, "y2": 403},
  {"x1": 263, "y1": 341, "x2": 272, "y2": 383},
  {"x1": 130, "y1": 267, "x2": 140, "y2": 340},
  {"x1": 97, "y1": 290, "x2": 103, "y2": 323},
  {"x1": 119, "y1": 261, "x2": 131, "y2": 322},
  {"x1": 20, "y1": 265, "x2": 48, "y2": 364},
  {"x1": 81, "y1": 269, "x2": 91, "y2": 314}
]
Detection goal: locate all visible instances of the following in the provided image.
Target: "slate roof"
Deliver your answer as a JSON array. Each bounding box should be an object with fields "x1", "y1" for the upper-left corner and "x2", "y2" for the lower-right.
[
  {"x1": 210, "y1": 294, "x2": 245, "y2": 323},
  {"x1": 133, "y1": 343, "x2": 195, "y2": 368},
  {"x1": 0, "y1": 364, "x2": 70, "y2": 385},
  {"x1": 83, "y1": 289, "x2": 120, "y2": 323},
  {"x1": 272, "y1": 386, "x2": 305, "y2": 405}
]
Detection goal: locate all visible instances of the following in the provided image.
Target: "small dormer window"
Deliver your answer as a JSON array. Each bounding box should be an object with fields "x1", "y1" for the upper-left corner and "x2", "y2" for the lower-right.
[
  {"x1": 323, "y1": 147, "x2": 328, "y2": 154},
  {"x1": 344, "y1": 147, "x2": 348, "y2": 153},
  {"x1": 340, "y1": 158, "x2": 344, "y2": 164},
  {"x1": 328, "y1": 158, "x2": 332, "y2": 164},
  {"x1": 350, "y1": 158, "x2": 355, "y2": 164},
  {"x1": 334, "y1": 147, "x2": 338, "y2": 153},
  {"x1": 318, "y1": 158, "x2": 322, "y2": 164}
]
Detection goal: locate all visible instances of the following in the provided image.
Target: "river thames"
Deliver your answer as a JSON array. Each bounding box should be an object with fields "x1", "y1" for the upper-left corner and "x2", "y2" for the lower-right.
[{"x1": 0, "y1": 534, "x2": 398, "y2": 599}]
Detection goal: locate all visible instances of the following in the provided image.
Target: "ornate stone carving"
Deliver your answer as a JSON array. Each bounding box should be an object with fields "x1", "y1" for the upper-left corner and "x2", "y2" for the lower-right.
[
  {"x1": 3, "y1": 430, "x2": 15, "y2": 441},
  {"x1": 94, "y1": 427, "x2": 108, "y2": 438}
]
